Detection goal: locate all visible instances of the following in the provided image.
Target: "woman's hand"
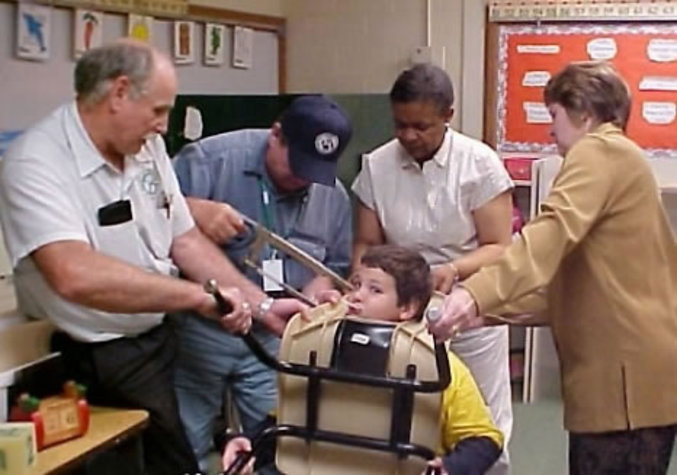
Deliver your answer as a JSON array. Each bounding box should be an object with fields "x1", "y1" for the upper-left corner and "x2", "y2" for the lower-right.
[
  {"x1": 432, "y1": 262, "x2": 459, "y2": 294},
  {"x1": 427, "y1": 287, "x2": 484, "y2": 341}
]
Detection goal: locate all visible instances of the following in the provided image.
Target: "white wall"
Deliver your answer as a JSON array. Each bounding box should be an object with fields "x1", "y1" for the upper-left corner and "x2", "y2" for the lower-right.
[
  {"x1": 282, "y1": 0, "x2": 488, "y2": 139},
  {"x1": 191, "y1": 0, "x2": 284, "y2": 17},
  {"x1": 0, "y1": 3, "x2": 279, "y2": 131},
  {"x1": 0, "y1": 0, "x2": 490, "y2": 136},
  {"x1": 284, "y1": 0, "x2": 428, "y2": 92}
]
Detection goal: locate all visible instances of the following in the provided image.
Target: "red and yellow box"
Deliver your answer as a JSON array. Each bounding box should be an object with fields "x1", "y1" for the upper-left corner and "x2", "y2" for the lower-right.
[{"x1": 9, "y1": 381, "x2": 89, "y2": 450}]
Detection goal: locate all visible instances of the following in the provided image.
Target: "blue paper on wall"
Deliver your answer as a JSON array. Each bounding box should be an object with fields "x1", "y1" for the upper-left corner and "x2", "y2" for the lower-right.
[{"x1": 0, "y1": 130, "x2": 23, "y2": 157}]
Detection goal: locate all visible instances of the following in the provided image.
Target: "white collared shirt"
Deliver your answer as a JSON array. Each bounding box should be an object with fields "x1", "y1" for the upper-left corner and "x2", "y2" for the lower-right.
[
  {"x1": 0, "y1": 102, "x2": 194, "y2": 341},
  {"x1": 352, "y1": 129, "x2": 513, "y2": 265}
]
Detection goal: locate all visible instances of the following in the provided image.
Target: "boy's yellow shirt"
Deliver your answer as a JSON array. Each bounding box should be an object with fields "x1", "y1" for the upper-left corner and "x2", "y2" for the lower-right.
[{"x1": 439, "y1": 351, "x2": 504, "y2": 453}]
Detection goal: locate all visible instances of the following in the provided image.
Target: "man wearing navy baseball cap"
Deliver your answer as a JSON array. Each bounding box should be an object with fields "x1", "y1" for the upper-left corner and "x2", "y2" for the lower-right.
[
  {"x1": 171, "y1": 95, "x2": 353, "y2": 472},
  {"x1": 281, "y1": 95, "x2": 352, "y2": 186}
]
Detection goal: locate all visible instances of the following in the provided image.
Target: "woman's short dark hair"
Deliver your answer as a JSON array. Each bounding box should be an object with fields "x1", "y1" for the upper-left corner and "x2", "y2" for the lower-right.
[
  {"x1": 389, "y1": 63, "x2": 454, "y2": 114},
  {"x1": 360, "y1": 245, "x2": 432, "y2": 319},
  {"x1": 543, "y1": 61, "x2": 631, "y2": 130}
]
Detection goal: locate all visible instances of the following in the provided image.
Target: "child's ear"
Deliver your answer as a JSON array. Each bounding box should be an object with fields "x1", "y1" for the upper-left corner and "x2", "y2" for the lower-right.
[{"x1": 397, "y1": 300, "x2": 421, "y2": 321}]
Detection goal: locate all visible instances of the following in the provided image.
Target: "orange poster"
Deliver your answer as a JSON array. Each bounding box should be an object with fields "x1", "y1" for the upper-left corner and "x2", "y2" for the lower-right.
[{"x1": 497, "y1": 24, "x2": 677, "y2": 157}]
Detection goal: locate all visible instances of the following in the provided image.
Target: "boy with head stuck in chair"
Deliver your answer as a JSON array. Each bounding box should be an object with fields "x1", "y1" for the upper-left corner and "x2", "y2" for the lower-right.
[{"x1": 224, "y1": 244, "x2": 504, "y2": 475}]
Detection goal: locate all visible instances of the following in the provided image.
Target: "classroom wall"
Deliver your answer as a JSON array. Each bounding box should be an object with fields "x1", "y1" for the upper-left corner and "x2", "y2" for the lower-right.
[
  {"x1": 190, "y1": 0, "x2": 284, "y2": 17},
  {"x1": 283, "y1": 0, "x2": 430, "y2": 92},
  {"x1": 282, "y1": 0, "x2": 488, "y2": 139},
  {"x1": 0, "y1": 0, "x2": 490, "y2": 137},
  {"x1": 0, "y1": 2, "x2": 279, "y2": 131},
  {"x1": 185, "y1": 0, "x2": 489, "y2": 138}
]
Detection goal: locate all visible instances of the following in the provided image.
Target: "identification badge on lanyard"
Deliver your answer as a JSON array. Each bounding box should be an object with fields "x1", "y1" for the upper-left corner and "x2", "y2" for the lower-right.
[{"x1": 262, "y1": 258, "x2": 284, "y2": 292}]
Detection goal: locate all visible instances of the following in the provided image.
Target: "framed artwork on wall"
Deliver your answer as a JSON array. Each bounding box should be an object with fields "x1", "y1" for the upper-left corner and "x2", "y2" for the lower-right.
[
  {"x1": 74, "y1": 9, "x2": 103, "y2": 59},
  {"x1": 173, "y1": 21, "x2": 195, "y2": 64},
  {"x1": 17, "y1": 4, "x2": 51, "y2": 61},
  {"x1": 232, "y1": 25, "x2": 253, "y2": 69},
  {"x1": 128, "y1": 14, "x2": 153, "y2": 43},
  {"x1": 204, "y1": 23, "x2": 226, "y2": 66}
]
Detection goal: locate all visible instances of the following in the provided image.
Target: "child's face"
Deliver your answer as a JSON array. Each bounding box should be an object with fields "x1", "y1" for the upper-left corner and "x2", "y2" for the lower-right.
[{"x1": 346, "y1": 265, "x2": 418, "y2": 322}]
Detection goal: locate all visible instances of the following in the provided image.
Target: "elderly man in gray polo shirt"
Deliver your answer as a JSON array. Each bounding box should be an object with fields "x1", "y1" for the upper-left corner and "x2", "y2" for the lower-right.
[
  {"x1": 0, "y1": 41, "x2": 307, "y2": 475},
  {"x1": 172, "y1": 95, "x2": 353, "y2": 471}
]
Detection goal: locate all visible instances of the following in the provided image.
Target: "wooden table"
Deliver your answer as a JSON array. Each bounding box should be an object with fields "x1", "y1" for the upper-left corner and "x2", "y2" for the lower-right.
[{"x1": 35, "y1": 406, "x2": 149, "y2": 474}]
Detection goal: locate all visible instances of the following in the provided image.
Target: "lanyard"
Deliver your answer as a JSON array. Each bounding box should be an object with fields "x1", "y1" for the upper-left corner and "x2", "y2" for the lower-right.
[
  {"x1": 258, "y1": 178, "x2": 277, "y2": 233},
  {"x1": 257, "y1": 177, "x2": 307, "y2": 259}
]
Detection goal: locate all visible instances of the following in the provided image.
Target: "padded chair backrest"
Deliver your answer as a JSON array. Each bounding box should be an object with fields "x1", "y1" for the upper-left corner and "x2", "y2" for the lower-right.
[{"x1": 276, "y1": 301, "x2": 442, "y2": 475}]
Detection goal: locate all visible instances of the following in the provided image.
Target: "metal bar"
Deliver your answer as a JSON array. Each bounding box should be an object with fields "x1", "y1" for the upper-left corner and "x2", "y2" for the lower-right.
[
  {"x1": 242, "y1": 257, "x2": 317, "y2": 307},
  {"x1": 241, "y1": 333, "x2": 451, "y2": 393},
  {"x1": 203, "y1": 279, "x2": 234, "y2": 314},
  {"x1": 305, "y1": 351, "x2": 320, "y2": 441},
  {"x1": 390, "y1": 364, "x2": 417, "y2": 452},
  {"x1": 223, "y1": 424, "x2": 438, "y2": 475},
  {"x1": 203, "y1": 284, "x2": 451, "y2": 393},
  {"x1": 241, "y1": 215, "x2": 353, "y2": 291}
]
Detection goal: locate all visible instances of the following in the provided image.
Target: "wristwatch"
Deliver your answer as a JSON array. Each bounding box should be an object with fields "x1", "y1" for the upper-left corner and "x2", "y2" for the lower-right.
[{"x1": 255, "y1": 297, "x2": 274, "y2": 321}]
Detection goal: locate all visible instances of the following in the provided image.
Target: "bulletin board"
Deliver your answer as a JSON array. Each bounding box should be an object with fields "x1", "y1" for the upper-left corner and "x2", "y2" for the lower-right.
[{"x1": 490, "y1": 23, "x2": 677, "y2": 158}]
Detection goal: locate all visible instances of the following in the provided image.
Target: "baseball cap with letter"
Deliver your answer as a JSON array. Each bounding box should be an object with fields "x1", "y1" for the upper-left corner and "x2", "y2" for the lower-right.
[{"x1": 280, "y1": 95, "x2": 352, "y2": 187}]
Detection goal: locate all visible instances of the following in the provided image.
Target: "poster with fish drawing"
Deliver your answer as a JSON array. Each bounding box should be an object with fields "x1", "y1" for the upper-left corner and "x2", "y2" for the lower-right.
[
  {"x1": 204, "y1": 23, "x2": 226, "y2": 66},
  {"x1": 74, "y1": 9, "x2": 103, "y2": 59},
  {"x1": 173, "y1": 21, "x2": 194, "y2": 64},
  {"x1": 128, "y1": 14, "x2": 153, "y2": 44},
  {"x1": 17, "y1": 4, "x2": 51, "y2": 61}
]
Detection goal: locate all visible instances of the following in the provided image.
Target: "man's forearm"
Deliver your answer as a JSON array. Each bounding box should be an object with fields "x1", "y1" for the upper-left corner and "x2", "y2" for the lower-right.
[
  {"x1": 172, "y1": 227, "x2": 267, "y2": 308},
  {"x1": 33, "y1": 240, "x2": 210, "y2": 314}
]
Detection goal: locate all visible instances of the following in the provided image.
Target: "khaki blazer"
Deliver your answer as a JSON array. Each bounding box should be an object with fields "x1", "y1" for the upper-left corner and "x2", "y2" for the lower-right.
[{"x1": 465, "y1": 123, "x2": 677, "y2": 433}]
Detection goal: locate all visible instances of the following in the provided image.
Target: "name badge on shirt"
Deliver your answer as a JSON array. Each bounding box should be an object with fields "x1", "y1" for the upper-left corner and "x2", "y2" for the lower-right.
[{"x1": 262, "y1": 259, "x2": 284, "y2": 292}]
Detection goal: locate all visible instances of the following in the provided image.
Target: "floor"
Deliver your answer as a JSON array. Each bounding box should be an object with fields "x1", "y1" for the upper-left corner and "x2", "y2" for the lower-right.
[
  {"x1": 510, "y1": 399, "x2": 677, "y2": 475},
  {"x1": 215, "y1": 399, "x2": 677, "y2": 474},
  {"x1": 510, "y1": 400, "x2": 567, "y2": 474}
]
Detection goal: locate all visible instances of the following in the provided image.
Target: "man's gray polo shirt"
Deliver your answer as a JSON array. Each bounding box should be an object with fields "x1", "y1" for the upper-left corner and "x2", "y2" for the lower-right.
[{"x1": 173, "y1": 128, "x2": 351, "y2": 289}]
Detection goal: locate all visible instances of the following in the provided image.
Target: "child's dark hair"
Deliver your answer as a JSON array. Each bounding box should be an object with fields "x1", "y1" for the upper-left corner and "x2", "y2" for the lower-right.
[{"x1": 360, "y1": 245, "x2": 432, "y2": 319}]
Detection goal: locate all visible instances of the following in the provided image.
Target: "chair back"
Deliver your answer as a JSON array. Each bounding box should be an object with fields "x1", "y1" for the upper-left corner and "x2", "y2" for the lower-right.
[{"x1": 276, "y1": 301, "x2": 442, "y2": 475}]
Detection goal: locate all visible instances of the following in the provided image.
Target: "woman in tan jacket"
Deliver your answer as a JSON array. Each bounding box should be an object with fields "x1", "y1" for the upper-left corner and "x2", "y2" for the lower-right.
[{"x1": 430, "y1": 61, "x2": 677, "y2": 474}]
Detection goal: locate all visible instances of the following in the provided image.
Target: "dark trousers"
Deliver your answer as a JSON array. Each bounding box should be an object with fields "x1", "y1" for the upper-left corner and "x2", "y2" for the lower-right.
[
  {"x1": 569, "y1": 425, "x2": 677, "y2": 475},
  {"x1": 51, "y1": 321, "x2": 199, "y2": 475}
]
